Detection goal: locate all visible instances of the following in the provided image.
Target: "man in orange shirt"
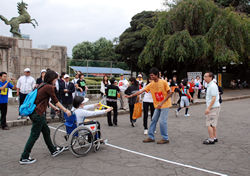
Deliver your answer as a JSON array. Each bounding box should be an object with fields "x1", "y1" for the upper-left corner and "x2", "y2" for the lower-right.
[{"x1": 125, "y1": 67, "x2": 172, "y2": 144}]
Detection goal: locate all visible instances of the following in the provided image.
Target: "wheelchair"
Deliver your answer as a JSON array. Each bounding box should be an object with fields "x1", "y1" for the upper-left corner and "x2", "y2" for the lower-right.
[{"x1": 53, "y1": 112, "x2": 104, "y2": 157}]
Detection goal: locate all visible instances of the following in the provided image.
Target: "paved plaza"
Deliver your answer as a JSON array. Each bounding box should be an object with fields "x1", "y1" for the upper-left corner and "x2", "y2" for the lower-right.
[{"x1": 1, "y1": 98, "x2": 250, "y2": 176}]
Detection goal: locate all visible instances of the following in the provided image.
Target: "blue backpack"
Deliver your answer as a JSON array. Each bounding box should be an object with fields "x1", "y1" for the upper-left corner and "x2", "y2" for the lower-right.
[{"x1": 19, "y1": 83, "x2": 47, "y2": 116}]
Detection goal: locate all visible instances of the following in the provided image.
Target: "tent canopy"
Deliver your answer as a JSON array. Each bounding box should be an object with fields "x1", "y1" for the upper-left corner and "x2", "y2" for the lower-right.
[{"x1": 70, "y1": 66, "x2": 130, "y2": 75}]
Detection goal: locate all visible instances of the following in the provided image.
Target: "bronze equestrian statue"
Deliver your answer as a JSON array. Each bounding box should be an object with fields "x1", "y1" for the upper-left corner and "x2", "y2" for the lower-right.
[{"x1": 0, "y1": 0, "x2": 38, "y2": 38}]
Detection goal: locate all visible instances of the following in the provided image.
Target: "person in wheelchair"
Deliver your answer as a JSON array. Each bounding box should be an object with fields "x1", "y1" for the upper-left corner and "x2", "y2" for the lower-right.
[{"x1": 72, "y1": 96, "x2": 113, "y2": 140}]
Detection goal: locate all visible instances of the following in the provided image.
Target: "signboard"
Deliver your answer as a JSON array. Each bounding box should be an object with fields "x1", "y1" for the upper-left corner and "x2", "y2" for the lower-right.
[
  {"x1": 218, "y1": 74, "x2": 222, "y2": 87},
  {"x1": 187, "y1": 72, "x2": 202, "y2": 82}
]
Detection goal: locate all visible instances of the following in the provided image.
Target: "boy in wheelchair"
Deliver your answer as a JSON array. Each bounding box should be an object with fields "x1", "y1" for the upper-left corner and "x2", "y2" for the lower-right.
[{"x1": 72, "y1": 96, "x2": 113, "y2": 140}]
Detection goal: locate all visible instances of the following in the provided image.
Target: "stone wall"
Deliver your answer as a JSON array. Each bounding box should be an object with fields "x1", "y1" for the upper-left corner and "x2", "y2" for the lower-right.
[{"x1": 0, "y1": 36, "x2": 67, "y2": 79}]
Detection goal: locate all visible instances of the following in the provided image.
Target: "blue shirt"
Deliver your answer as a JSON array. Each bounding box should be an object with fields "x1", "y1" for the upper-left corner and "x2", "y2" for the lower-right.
[
  {"x1": 206, "y1": 81, "x2": 220, "y2": 108},
  {"x1": 0, "y1": 81, "x2": 14, "y2": 104}
]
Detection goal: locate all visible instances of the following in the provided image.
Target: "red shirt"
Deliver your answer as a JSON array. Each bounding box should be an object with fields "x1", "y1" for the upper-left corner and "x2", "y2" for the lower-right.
[{"x1": 189, "y1": 82, "x2": 195, "y2": 93}]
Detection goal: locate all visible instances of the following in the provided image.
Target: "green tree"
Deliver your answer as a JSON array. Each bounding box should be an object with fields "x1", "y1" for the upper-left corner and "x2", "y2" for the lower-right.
[
  {"x1": 139, "y1": 0, "x2": 250, "y2": 77},
  {"x1": 115, "y1": 11, "x2": 159, "y2": 73},
  {"x1": 214, "y1": 0, "x2": 250, "y2": 14},
  {"x1": 70, "y1": 37, "x2": 127, "y2": 69}
]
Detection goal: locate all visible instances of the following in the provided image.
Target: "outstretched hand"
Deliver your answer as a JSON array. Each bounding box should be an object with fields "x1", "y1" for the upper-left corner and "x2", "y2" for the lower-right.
[
  {"x1": 124, "y1": 95, "x2": 130, "y2": 98},
  {"x1": 105, "y1": 107, "x2": 113, "y2": 112}
]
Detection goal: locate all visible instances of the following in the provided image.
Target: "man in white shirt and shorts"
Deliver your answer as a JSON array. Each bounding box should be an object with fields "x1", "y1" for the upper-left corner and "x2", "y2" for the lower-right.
[{"x1": 203, "y1": 72, "x2": 220, "y2": 145}]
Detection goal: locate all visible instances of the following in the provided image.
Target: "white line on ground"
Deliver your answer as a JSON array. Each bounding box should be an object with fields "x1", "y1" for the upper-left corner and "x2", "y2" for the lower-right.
[{"x1": 49, "y1": 125, "x2": 228, "y2": 176}]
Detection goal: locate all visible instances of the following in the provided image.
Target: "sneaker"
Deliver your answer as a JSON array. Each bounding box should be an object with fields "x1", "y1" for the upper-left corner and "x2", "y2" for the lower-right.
[
  {"x1": 203, "y1": 139, "x2": 215, "y2": 145},
  {"x1": 157, "y1": 139, "x2": 170, "y2": 144},
  {"x1": 52, "y1": 146, "x2": 65, "y2": 157},
  {"x1": 143, "y1": 138, "x2": 155, "y2": 143},
  {"x1": 175, "y1": 110, "x2": 178, "y2": 117},
  {"x1": 19, "y1": 157, "x2": 36, "y2": 165},
  {"x1": 144, "y1": 129, "x2": 148, "y2": 135},
  {"x1": 27, "y1": 116, "x2": 30, "y2": 120},
  {"x1": 131, "y1": 123, "x2": 134, "y2": 127},
  {"x1": 184, "y1": 114, "x2": 190, "y2": 117},
  {"x1": 214, "y1": 138, "x2": 218, "y2": 142},
  {"x1": 2, "y1": 126, "x2": 10, "y2": 130},
  {"x1": 17, "y1": 116, "x2": 21, "y2": 120}
]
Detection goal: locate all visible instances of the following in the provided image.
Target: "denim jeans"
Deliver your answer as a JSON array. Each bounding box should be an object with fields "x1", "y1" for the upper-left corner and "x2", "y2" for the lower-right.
[
  {"x1": 148, "y1": 108, "x2": 169, "y2": 140},
  {"x1": 77, "y1": 91, "x2": 86, "y2": 97}
]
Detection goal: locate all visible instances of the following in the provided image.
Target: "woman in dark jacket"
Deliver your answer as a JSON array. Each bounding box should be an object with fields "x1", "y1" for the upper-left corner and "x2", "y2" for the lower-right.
[
  {"x1": 125, "y1": 77, "x2": 139, "y2": 127},
  {"x1": 19, "y1": 70, "x2": 71, "y2": 165},
  {"x1": 36, "y1": 69, "x2": 46, "y2": 87}
]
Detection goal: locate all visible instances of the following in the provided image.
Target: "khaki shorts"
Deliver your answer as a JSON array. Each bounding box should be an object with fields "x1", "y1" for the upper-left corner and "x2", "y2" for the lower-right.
[{"x1": 206, "y1": 106, "x2": 220, "y2": 127}]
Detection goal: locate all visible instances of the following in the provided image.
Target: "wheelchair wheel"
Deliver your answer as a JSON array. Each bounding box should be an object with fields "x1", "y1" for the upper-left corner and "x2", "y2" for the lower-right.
[
  {"x1": 93, "y1": 131, "x2": 101, "y2": 152},
  {"x1": 53, "y1": 123, "x2": 69, "y2": 149},
  {"x1": 68, "y1": 126, "x2": 93, "y2": 157}
]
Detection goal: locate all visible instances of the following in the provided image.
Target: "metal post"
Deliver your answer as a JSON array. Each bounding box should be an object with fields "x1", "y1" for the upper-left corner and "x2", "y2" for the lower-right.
[
  {"x1": 110, "y1": 61, "x2": 112, "y2": 77},
  {"x1": 87, "y1": 60, "x2": 88, "y2": 77}
]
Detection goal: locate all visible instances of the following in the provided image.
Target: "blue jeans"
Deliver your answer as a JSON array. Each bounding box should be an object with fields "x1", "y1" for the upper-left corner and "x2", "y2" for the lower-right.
[
  {"x1": 148, "y1": 108, "x2": 169, "y2": 140},
  {"x1": 77, "y1": 91, "x2": 86, "y2": 97}
]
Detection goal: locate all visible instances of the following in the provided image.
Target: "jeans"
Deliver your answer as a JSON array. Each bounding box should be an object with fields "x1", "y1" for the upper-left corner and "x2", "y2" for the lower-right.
[
  {"x1": 77, "y1": 91, "x2": 86, "y2": 97},
  {"x1": 21, "y1": 111, "x2": 56, "y2": 159},
  {"x1": 148, "y1": 108, "x2": 169, "y2": 141}
]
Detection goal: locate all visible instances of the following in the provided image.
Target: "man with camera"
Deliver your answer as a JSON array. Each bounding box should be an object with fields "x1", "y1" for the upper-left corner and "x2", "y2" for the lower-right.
[{"x1": 0, "y1": 72, "x2": 17, "y2": 130}]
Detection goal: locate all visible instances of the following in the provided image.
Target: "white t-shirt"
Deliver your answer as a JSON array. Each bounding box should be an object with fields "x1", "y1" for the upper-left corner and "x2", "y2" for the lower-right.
[
  {"x1": 142, "y1": 85, "x2": 153, "y2": 103},
  {"x1": 17, "y1": 75, "x2": 36, "y2": 94},
  {"x1": 72, "y1": 104, "x2": 105, "y2": 125},
  {"x1": 118, "y1": 79, "x2": 129, "y2": 92}
]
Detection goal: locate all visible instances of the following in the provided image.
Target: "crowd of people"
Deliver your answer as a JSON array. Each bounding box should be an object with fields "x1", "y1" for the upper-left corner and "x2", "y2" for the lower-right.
[{"x1": 0, "y1": 67, "x2": 223, "y2": 164}]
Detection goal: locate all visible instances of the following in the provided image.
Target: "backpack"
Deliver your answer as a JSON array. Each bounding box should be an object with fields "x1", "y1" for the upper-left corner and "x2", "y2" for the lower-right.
[{"x1": 19, "y1": 83, "x2": 47, "y2": 116}]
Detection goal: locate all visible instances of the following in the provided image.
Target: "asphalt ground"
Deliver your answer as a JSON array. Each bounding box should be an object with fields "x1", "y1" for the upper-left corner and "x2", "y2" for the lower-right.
[{"x1": 1, "y1": 98, "x2": 250, "y2": 176}]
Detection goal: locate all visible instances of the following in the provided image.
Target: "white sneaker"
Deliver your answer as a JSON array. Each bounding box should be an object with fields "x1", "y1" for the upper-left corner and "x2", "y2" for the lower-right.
[
  {"x1": 26, "y1": 116, "x2": 30, "y2": 120},
  {"x1": 17, "y1": 116, "x2": 21, "y2": 120},
  {"x1": 184, "y1": 114, "x2": 190, "y2": 117},
  {"x1": 144, "y1": 129, "x2": 148, "y2": 135},
  {"x1": 175, "y1": 110, "x2": 178, "y2": 117}
]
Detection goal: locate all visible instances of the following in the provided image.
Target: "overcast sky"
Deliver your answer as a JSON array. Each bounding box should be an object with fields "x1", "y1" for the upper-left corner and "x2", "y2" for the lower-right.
[{"x1": 0, "y1": 0, "x2": 165, "y2": 57}]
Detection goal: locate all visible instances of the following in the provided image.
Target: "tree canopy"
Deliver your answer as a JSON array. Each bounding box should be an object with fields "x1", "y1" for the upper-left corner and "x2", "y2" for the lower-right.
[
  {"x1": 214, "y1": 0, "x2": 250, "y2": 14},
  {"x1": 70, "y1": 37, "x2": 127, "y2": 69},
  {"x1": 138, "y1": 0, "x2": 250, "y2": 76},
  {"x1": 115, "y1": 11, "x2": 159, "y2": 73}
]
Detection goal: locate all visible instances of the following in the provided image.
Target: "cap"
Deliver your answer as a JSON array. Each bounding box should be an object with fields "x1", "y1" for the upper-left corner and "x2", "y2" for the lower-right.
[
  {"x1": 114, "y1": 80, "x2": 117, "y2": 83},
  {"x1": 120, "y1": 73, "x2": 124, "y2": 76},
  {"x1": 138, "y1": 74, "x2": 142, "y2": 77},
  {"x1": 64, "y1": 74, "x2": 70, "y2": 78},
  {"x1": 41, "y1": 69, "x2": 46, "y2": 74},
  {"x1": 81, "y1": 98, "x2": 89, "y2": 104},
  {"x1": 24, "y1": 68, "x2": 30, "y2": 72}
]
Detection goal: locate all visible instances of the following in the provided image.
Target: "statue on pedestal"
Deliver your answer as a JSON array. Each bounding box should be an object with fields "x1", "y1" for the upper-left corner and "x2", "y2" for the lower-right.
[{"x1": 0, "y1": 0, "x2": 38, "y2": 38}]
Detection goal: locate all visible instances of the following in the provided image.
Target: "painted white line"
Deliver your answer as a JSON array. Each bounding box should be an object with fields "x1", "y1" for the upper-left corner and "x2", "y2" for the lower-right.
[
  {"x1": 105, "y1": 143, "x2": 228, "y2": 176},
  {"x1": 49, "y1": 126, "x2": 228, "y2": 176}
]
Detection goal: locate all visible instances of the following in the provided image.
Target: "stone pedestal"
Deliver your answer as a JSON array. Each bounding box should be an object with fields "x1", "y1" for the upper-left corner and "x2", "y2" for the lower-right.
[{"x1": 0, "y1": 36, "x2": 67, "y2": 79}]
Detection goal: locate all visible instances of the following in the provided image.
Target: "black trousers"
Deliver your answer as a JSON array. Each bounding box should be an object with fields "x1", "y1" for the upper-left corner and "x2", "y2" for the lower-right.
[
  {"x1": 129, "y1": 104, "x2": 136, "y2": 123},
  {"x1": 50, "y1": 93, "x2": 62, "y2": 118},
  {"x1": 107, "y1": 101, "x2": 117, "y2": 126},
  {"x1": 0, "y1": 103, "x2": 8, "y2": 128},
  {"x1": 143, "y1": 102, "x2": 155, "y2": 130},
  {"x1": 190, "y1": 92, "x2": 194, "y2": 103},
  {"x1": 19, "y1": 93, "x2": 28, "y2": 116}
]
